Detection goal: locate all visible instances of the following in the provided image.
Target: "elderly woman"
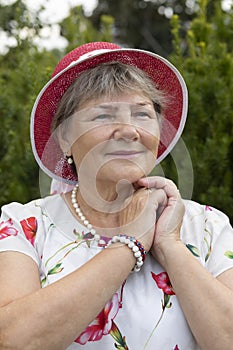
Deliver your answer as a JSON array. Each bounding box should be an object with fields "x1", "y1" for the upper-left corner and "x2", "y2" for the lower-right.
[{"x1": 0, "y1": 42, "x2": 233, "y2": 350}]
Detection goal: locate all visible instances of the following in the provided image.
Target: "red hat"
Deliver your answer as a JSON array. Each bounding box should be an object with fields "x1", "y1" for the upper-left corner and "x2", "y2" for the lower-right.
[{"x1": 30, "y1": 41, "x2": 188, "y2": 184}]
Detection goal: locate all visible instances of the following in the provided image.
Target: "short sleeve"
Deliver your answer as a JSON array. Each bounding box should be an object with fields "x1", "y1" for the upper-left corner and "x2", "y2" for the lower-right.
[
  {"x1": 0, "y1": 202, "x2": 41, "y2": 265},
  {"x1": 182, "y1": 201, "x2": 233, "y2": 278},
  {"x1": 204, "y1": 207, "x2": 233, "y2": 277}
]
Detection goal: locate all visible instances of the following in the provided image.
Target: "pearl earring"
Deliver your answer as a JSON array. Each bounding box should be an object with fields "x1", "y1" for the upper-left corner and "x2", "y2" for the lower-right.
[{"x1": 66, "y1": 155, "x2": 73, "y2": 164}]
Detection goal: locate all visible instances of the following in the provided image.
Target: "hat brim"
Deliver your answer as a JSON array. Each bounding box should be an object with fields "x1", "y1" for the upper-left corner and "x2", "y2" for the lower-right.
[{"x1": 31, "y1": 48, "x2": 188, "y2": 184}]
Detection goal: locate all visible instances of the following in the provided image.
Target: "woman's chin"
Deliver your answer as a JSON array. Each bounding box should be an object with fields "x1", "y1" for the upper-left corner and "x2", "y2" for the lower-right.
[{"x1": 97, "y1": 164, "x2": 150, "y2": 185}]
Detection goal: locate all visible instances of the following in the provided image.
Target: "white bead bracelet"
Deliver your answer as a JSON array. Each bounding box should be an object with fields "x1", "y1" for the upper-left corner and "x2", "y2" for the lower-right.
[{"x1": 106, "y1": 234, "x2": 146, "y2": 272}]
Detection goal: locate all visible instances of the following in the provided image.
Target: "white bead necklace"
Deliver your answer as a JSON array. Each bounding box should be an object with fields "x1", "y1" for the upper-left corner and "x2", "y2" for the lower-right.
[
  {"x1": 71, "y1": 183, "x2": 100, "y2": 242},
  {"x1": 71, "y1": 185, "x2": 146, "y2": 271}
]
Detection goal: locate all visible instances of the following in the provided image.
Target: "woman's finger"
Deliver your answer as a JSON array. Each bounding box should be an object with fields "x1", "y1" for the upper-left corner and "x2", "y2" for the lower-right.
[{"x1": 137, "y1": 176, "x2": 180, "y2": 199}]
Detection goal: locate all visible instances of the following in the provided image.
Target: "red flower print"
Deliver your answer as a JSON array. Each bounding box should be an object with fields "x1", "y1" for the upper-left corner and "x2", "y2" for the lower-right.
[
  {"x1": 75, "y1": 293, "x2": 119, "y2": 344},
  {"x1": 174, "y1": 345, "x2": 180, "y2": 350},
  {"x1": 144, "y1": 271, "x2": 175, "y2": 348},
  {"x1": 151, "y1": 271, "x2": 175, "y2": 295},
  {"x1": 20, "y1": 217, "x2": 37, "y2": 246},
  {"x1": 205, "y1": 205, "x2": 213, "y2": 211},
  {"x1": 0, "y1": 218, "x2": 18, "y2": 240}
]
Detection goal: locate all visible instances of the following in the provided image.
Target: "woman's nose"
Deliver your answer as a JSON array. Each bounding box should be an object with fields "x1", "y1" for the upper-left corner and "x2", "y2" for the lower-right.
[{"x1": 113, "y1": 122, "x2": 140, "y2": 142}]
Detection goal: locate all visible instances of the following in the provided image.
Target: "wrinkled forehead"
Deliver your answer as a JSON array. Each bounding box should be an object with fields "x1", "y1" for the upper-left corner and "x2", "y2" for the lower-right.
[
  {"x1": 77, "y1": 92, "x2": 155, "y2": 111},
  {"x1": 72, "y1": 101, "x2": 157, "y2": 123}
]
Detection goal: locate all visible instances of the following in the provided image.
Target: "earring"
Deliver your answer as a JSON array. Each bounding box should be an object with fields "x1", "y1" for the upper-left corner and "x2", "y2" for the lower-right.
[{"x1": 66, "y1": 155, "x2": 73, "y2": 164}]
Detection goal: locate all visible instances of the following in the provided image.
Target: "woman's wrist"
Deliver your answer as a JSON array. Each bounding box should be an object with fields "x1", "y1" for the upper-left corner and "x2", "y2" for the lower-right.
[
  {"x1": 152, "y1": 238, "x2": 185, "y2": 269},
  {"x1": 106, "y1": 234, "x2": 147, "y2": 272}
]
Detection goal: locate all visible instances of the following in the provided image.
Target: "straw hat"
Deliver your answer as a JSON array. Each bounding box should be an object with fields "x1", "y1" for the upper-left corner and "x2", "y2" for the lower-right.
[{"x1": 30, "y1": 41, "x2": 188, "y2": 184}]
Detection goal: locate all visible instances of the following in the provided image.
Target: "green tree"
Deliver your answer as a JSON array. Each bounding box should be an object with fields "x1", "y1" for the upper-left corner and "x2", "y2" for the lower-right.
[
  {"x1": 160, "y1": 0, "x2": 233, "y2": 222},
  {"x1": 0, "y1": 1, "x2": 113, "y2": 207},
  {"x1": 0, "y1": 0, "x2": 57, "y2": 205},
  {"x1": 91, "y1": 0, "x2": 198, "y2": 56},
  {"x1": 60, "y1": 5, "x2": 114, "y2": 53}
]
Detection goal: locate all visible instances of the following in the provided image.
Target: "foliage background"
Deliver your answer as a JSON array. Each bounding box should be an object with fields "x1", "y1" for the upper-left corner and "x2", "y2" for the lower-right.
[{"x1": 0, "y1": 0, "x2": 232, "y2": 223}]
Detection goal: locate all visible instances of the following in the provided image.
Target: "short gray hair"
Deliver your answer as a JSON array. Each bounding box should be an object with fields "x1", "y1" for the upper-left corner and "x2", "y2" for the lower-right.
[{"x1": 51, "y1": 61, "x2": 167, "y2": 132}]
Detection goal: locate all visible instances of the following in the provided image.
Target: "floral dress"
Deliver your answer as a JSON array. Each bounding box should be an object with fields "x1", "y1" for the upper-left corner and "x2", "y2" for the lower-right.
[{"x1": 1, "y1": 194, "x2": 233, "y2": 350}]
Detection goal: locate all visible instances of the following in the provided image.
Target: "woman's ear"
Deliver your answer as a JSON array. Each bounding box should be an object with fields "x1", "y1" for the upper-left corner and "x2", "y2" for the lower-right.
[{"x1": 55, "y1": 123, "x2": 71, "y2": 155}]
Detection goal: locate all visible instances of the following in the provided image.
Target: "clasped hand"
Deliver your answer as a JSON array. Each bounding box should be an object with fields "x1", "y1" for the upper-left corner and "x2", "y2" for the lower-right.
[{"x1": 119, "y1": 176, "x2": 185, "y2": 267}]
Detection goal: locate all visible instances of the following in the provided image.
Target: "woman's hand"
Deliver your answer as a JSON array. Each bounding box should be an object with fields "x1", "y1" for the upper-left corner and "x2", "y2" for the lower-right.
[
  {"x1": 118, "y1": 181, "x2": 167, "y2": 252},
  {"x1": 137, "y1": 176, "x2": 185, "y2": 267}
]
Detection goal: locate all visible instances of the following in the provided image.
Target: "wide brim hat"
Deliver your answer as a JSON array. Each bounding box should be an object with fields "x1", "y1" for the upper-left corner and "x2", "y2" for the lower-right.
[{"x1": 30, "y1": 41, "x2": 188, "y2": 184}]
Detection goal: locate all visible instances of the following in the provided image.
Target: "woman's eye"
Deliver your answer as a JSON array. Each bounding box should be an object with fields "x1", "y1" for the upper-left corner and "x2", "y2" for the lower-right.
[
  {"x1": 134, "y1": 112, "x2": 151, "y2": 119},
  {"x1": 93, "y1": 114, "x2": 114, "y2": 121}
]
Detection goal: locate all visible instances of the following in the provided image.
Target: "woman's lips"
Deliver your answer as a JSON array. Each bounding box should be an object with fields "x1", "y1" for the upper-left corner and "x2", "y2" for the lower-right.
[{"x1": 105, "y1": 151, "x2": 144, "y2": 159}]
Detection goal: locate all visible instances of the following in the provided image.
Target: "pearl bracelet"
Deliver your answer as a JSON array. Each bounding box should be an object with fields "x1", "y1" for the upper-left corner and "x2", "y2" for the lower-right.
[{"x1": 105, "y1": 234, "x2": 147, "y2": 272}]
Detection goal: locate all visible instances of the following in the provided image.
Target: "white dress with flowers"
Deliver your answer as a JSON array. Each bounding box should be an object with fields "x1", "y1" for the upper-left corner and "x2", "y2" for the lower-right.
[{"x1": 0, "y1": 194, "x2": 233, "y2": 350}]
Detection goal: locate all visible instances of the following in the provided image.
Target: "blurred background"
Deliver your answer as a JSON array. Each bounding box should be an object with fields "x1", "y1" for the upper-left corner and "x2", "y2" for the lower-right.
[{"x1": 0, "y1": 0, "x2": 232, "y2": 223}]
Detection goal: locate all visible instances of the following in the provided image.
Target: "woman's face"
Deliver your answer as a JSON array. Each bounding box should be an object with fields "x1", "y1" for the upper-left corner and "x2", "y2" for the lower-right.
[{"x1": 63, "y1": 92, "x2": 160, "y2": 185}]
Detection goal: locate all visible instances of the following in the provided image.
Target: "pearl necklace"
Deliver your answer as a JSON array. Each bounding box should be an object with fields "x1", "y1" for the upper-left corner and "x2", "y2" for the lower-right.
[
  {"x1": 71, "y1": 185, "x2": 146, "y2": 271},
  {"x1": 71, "y1": 183, "x2": 100, "y2": 241}
]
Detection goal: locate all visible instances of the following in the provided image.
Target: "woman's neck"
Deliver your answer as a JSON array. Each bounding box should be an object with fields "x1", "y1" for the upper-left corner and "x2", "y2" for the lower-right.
[{"x1": 66, "y1": 179, "x2": 135, "y2": 235}]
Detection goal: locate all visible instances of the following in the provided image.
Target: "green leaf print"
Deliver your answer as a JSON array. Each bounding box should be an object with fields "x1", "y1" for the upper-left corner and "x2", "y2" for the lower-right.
[
  {"x1": 110, "y1": 321, "x2": 129, "y2": 350},
  {"x1": 73, "y1": 229, "x2": 84, "y2": 240},
  {"x1": 224, "y1": 250, "x2": 233, "y2": 259},
  {"x1": 41, "y1": 276, "x2": 47, "y2": 287},
  {"x1": 164, "y1": 293, "x2": 172, "y2": 308},
  {"x1": 41, "y1": 263, "x2": 63, "y2": 287},
  {"x1": 48, "y1": 263, "x2": 64, "y2": 275},
  {"x1": 204, "y1": 228, "x2": 213, "y2": 262},
  {"x1": 186, "y1": 244, "x2": 200, "y2": 257}
]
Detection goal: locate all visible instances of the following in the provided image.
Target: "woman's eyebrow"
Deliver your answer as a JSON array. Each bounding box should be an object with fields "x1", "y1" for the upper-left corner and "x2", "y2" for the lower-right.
[
  {"x1": 93, "y1": 104, "x2": 116, "y2": 110},
  {"x1": 95, "y1": 102, "x2": 153, "y2": 107},
  {"x1": 135, "y1": 101, "x2": 154, "y2": 107}
]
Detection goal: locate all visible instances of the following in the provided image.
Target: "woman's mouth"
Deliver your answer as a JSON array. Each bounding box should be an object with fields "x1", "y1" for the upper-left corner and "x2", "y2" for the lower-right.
[{"x1": 105, "y1": 151, "x2": 144, "y2": 159}]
